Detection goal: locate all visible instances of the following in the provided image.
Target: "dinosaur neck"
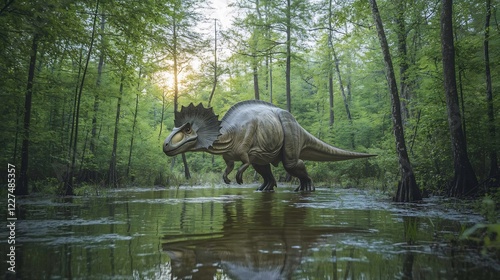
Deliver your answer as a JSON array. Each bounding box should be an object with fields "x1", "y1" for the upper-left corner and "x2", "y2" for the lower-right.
[{"x1": 206, "y1": 133, "x2": 234, "y2": 155}]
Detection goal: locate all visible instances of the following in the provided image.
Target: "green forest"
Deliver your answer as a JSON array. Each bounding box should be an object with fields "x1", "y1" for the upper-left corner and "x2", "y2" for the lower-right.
[{"x1": 1, "y1": 0, "x2": 498, "y2": 201}]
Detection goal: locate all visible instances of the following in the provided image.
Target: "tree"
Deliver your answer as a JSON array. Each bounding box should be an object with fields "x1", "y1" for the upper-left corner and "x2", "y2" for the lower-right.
[
  {"x1": 17, "y1": 34, "x2": 38, "y2": 196},
  {"x1": 64, "y1": 0, "x2": 100, "y2": 195},
  {"x1": 90, "y1": 13, "x2": 106, "y2": 156},
  {"x1": 208, "y1": 19, "x2": 219, "y2": 107},
  {"x1": 369, "y1": 0, "x2": 422, "y2": 202},
  {"x1": 484, "y1": 0, "x2": 498, "y2": 179},
  {"x1": 163, "y1": 0, "x2": 207, "y2": 180},
  {"x1": 440, "y1": 0, "x2": 478, "y2": 197},
  {"x1": 106, "y1": 69, "x2": 125, "y2": 188}
]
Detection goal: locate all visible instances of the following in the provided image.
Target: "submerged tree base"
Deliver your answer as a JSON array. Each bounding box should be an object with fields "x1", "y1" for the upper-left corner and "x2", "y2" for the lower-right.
[
  {"x1": 448, "y1": 168, "x2": 479, "y2": 198},
  {"x1": 394, "y1": 173, "x2": 422, "y2": 203}
]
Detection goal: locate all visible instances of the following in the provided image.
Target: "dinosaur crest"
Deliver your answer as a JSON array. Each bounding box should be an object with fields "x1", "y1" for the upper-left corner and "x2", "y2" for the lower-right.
[{"x1": 174, "y1": 103, "x2": 221, "y2": 149}]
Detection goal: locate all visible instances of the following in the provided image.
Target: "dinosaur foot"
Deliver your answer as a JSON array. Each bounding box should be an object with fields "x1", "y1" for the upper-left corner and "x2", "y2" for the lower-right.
[
  {"x1": 294, "y1": 179, "x2": 315, "y2": 192},
  {"x1": 223, "y1": 174, "x2": 231, "y2": 184},
  {"x1": 256, "y1": 180, "x2": 277, "y2": 192}
]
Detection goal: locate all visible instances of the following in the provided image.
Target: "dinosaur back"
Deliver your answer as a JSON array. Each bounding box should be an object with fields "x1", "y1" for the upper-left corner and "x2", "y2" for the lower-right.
[{"x1": 221, "y1": 100, "x2": 279, "y2": 123}]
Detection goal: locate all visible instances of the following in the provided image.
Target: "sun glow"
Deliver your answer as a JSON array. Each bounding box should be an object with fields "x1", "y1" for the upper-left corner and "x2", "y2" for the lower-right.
[{"x1": 153, "y1": 68, "x2": 191, "y2": 101}]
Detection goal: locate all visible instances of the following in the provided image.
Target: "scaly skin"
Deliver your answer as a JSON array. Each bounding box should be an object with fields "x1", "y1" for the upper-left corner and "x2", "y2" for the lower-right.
[{"x1": 163, "y1": 100, "x2": 375, "y2": 192}]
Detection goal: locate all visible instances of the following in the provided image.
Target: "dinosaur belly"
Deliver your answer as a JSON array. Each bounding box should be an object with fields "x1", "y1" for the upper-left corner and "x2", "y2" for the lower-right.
[{"x1": 247, "y1": 112, "x2": 283, "y2": 165}]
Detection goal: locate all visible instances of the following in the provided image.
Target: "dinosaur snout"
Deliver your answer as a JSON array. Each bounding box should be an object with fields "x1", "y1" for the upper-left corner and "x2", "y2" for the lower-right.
[
  {"x1": 163, "y1": 134, "x2": 178, "y2": 156},
  {"x1": 163, "y1": 140, "x2": 172, "y2": 156}
]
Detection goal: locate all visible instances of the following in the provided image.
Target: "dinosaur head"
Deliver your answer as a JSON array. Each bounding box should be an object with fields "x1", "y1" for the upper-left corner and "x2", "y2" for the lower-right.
[{"x1": 163, "y1": 103, "x2": 221, "y2": 156}]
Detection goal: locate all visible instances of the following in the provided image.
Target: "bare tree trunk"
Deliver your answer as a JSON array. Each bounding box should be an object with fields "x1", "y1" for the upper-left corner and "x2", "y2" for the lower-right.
[
  {"x1": 208, "y1": 19, "x2": 218, "y2": 107},
  {"x1": 253, "y1": 61, "x2": 260, "y2": 100},
  {"x1": 90, "y1": 13, "x2": 106, "y2": 155},
  {"x1": 333, "y1": 49, "x2": 351, "y2": 123},
  {"x1": 327, "y1": 0, "x2": 334, "y2": 127},
  {"x1": 171, "y1": 11, "x2": 191, "y2": 179},
  {"x1": 332, "y1": 49, "x2": 355, "y2": 148},
  {"x1": 182, "y1": 153, "x2": 191, "y2": 179},
  {"x1": 269, "y1": 55, "x2": 273, "y2": 103},
  {"x1": 328, "y1": 70, "x2": 334, "y2": 126},
  {"x1": 369, "y1": 0, "x2": 422, "y2": 202},
  {"x1": 484, "y1": 0, "x2": 498, "y2": 178},
  {"x1": 396, "y1": 0, "x2": 410, "y2": 121},
  {"x1": 106, "y1": 72, "x2": 124, "y2": 188},
  {"x1": 440, "y1": 0, "x2": 478, "y2": 197},
  {"x1": 64, "y1": 0, "x2": 100, "y2": 195},
  {"x1": 159, "y1": 91, "x2": 165, "y2": 138},
  {"x1": 285, "y1": 0, "x2": 292, "y2": 112},
  {"x1": 17, "y1": 34, "x2": 38, "y2": 196},
  {"x1": 126, "y1": 69, "x2": 141, "y2": 179}
]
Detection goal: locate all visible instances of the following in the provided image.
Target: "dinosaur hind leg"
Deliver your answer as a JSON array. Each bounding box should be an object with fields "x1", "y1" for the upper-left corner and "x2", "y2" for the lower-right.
[
  {"x1": 252, "y1": 164, "x2": 277, "y2": 192},
  {"x1": 283, "y1": 160, "x2": 314, "y2": 192},
  {"x1": 278, "y1": 110, "x2": 314, "y2": 192}
]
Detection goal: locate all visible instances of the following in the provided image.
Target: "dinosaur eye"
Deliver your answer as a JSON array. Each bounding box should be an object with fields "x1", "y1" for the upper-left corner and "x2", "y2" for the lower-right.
[{"x1": 185, "y1": 125, "x2": 192, "y2": 134}]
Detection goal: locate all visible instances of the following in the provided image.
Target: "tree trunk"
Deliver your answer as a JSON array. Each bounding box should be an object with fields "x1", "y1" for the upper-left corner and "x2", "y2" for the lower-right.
[
  {"x1": 253, "y1": 60, "x2": 260, "y2": 100},
  {"x1": 91, "y1": 13, "x2": 106, "y2": 155},
  {"x1": 106, "y1": 73, "x2": 124, "y2": 188},
  {"x1": 182, "y1": 153, "x2": 191, "y2": 179},
  {"x1": 285, "y1": 0, "x2": 292, "y2": 112},
  {"x1": 64, "y1": 49, "x2": 82, "y2": 191},
  {"x1": 159, "y1": 91, "x2": 165, "y2": 138},
  {"x1": 17, "y1": 34, "x2": 38, "y2": 196},
  {"x1": 328, "y1": 71, "x2": 334, "y2": 126},
  {"x1": 484, "y1": 0, "x2": 498, "y2": 178},
  {"x1": 126, "y1": 69, "x2": 141, "y2": 179},
  {"x1": 171, "y1": 10, "x2": 191, "y2": 179},
  {"x1": 441, "y1": 0, "x2": 477, "y2": 197},
  {"x1": 64, "y1": 0, "x2": 99, "y2": 195},
  {"x1": 208, "y1": 19, "x2": 218, "y2": 107},
  {"x1": 396, "y1": 0, "x2": 410, "y2": 121},
  {"x1": 369, "y1": 0, "x2": 422, "y2": 202},
  {"x1": 440, "y1": 0, "x2": 478, "y2": 197},
  {"x1": 269, "y1": 55, "x2": 273, "y2": 103},
  {"x1": 332, "y1": 49, "x2": 355, "y2": 148},
  {"x1": 327, "y1": 0, "x2": 334, "y2": 127},
  {"x1": 333, "y1": 49, "x2": 351, "y2": 123}
]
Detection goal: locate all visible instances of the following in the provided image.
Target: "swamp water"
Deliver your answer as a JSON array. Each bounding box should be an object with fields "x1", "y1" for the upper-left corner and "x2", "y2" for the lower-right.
[{"x1": 1, "y1": 185, "x2": 499, "y2": 279}]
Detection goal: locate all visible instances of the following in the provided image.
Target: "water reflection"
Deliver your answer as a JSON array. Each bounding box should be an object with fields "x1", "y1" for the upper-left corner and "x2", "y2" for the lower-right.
[
  {"x1": 163, "y1": 192, "x2": 373, "y2": 279},
  {"x1": 1, "y1": 186, "x2": 499, "y2": 279}
]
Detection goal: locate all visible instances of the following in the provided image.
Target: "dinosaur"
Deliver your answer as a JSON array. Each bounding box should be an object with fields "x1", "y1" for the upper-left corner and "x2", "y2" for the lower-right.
[{"x1": 163, "y1": 100, "x2": 375, "y2": 192}]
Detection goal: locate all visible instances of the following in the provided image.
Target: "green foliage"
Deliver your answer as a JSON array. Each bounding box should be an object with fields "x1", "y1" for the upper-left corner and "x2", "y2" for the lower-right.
[
  {"x1": 1, "y1": 0, "x2": 498, "y2": 196},
  {"x1": 460, "y1": 223, "x2": 500, "y2": 254}
]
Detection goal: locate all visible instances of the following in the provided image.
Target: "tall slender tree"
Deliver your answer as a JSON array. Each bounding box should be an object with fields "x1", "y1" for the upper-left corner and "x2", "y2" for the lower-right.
[
  {"x1": 285, "y1": 0, "x2": 292, "y2": 112},
  {"x1": 395, "y1": 0, "x2": 410, "y2": 121},
  {"x1": 163, "y1": 0, "x2": 207, "y2": 180},
  {"x1": 106, "y1": 70, "x2": 125, "y2": 188},
  {"x1": 17, "y1": 34, "x2": 38, "y2": 196},
  {"x1": 64, "y1": 0, "x2": 100, "y2": 195},
  {"x1": 369, "y1": 0, "x2": 422, "y2": 202},
  {"x1": 484, "y1": 0, "x2": 498, "y2": 179},
  {"x1": 90, "y1": 13, "x2": 106, "y2": 156},
  {"x1": 440, "y1": 0, "x2": 478, "y2": 197},
  {"x1": 326, "y1": 0, "x2": 335, "y2": 127}
]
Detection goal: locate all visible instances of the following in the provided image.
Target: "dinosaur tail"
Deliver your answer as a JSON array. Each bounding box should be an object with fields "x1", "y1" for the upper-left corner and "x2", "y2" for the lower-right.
[{"x1": 299, "y1": 130, "x2": 376, "y2": 162}]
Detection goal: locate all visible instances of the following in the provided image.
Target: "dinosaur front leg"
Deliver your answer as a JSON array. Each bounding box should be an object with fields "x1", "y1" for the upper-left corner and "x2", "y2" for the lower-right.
[
  {"x1": 252, "y1": 164, "x2": 277, "y2": 192},
  {"x1": 235, "y1": 163, "x2": 250, "y2": 184},
  {"x1": 222, "y1": 158, "x2": 234, "y2": 184}
]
